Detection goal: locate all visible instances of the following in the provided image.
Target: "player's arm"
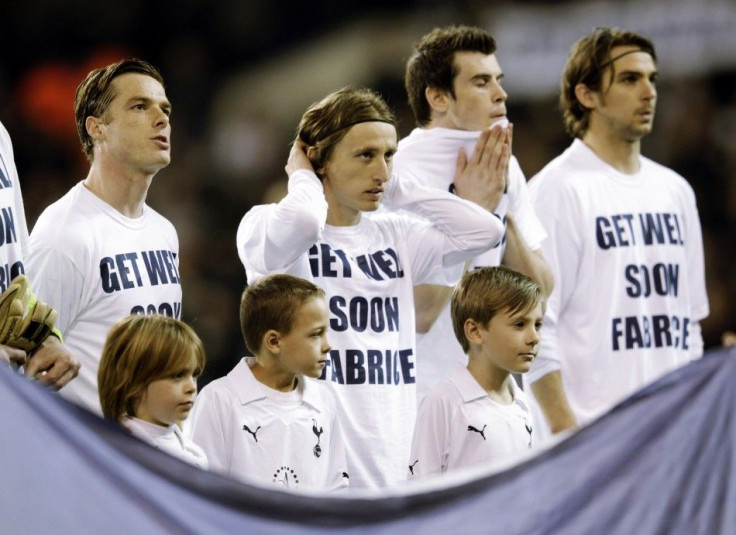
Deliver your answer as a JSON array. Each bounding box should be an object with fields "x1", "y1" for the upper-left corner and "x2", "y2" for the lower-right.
[
  {"x1": 411, "y1": 126, "x2": 512, "y2": 334},
  {"x1": 237, "y1": 141, "x2": 328, "y2": 274},
  {"x1": 502, "y1": 212, "x2": 554, "y2": 296},
  {"x1": 530, "y1": 371, "x2": 577, "y2": 434}
]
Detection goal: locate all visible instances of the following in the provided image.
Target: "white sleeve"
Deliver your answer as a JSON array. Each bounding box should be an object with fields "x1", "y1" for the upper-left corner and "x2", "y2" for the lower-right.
[
  {"x1": 508, "y1": 157, "x2": 546, "y2": 251},
  {"x1": 188, "y1": 385, "x2": 231, "y2": 476},
  {"x1": 526, "y1": 178, "x2": 582, "y2": 383},
  {"x1": 408, "y1": 391, "x2": 450, "y2": 480},
  {"x1": 236, "y1": 169, "x2": 327, "y2": 276},
  {"x1": 383, "y1": 172, "x2": 504, "y2": 268},
  {"x1": 681, "y1": 185, "x2": 708, "y2": 358},
  {"x1": 24, "y1": 245, "x2": 86, "y2": 335}
]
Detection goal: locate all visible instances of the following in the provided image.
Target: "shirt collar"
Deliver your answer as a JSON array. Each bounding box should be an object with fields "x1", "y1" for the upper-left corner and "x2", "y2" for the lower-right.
[
  {"x1": 228, "y1": 357, "x2": 324, "y2": 411},
  {"x1": 449, "y1": 365, "x2": 525, "y2": 407}
]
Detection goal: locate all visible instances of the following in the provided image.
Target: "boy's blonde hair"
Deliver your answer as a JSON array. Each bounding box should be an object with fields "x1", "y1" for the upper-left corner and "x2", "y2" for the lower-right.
[
  {"x1": 451, "y1": 266, "x2": 544, "y2": 353},
  {"x1": 240, "y1": 274, "x2": 326, "y2": 354},
  {"x1": 98, "y1": 314, "x2": 205, "y2": 422}
]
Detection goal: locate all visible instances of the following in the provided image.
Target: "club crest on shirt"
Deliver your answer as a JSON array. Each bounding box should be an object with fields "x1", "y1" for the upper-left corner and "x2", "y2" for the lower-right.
[{"x1": 273, "y1": 466, "x2": 300, "y2": 488}]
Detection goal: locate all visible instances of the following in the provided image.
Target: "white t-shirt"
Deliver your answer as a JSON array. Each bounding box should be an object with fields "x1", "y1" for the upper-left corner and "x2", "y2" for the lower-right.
[
  {"x1": 124, "y1": 417, "x2": 208, "y2": 469},
  {"x1": 188, "y1": 358, "x2": 348, "y2": 491},
  {"x1": 393, "y1": 127, "x2": 547, "y2": 401},
  {"x1": 525, "y1": 139, "x2": 709, "y2": 430},
  {"x1": 236, "y1": 169, "x2": 503, "y2": 488},
  {"x1": 0, "y1": 122, "x2": 30, "y2": 291},
  {"x1": 26, "y1": 182, "x2": 182, "y2": 414},
  {"x1": 409, "y1": 365, "x2": 533, "y2": 480}
]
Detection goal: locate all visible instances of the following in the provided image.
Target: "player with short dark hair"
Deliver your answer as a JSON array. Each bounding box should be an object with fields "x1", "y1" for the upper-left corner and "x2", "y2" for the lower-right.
[
  {"x1": 26, "y1": 58, "x2": 182, "y2": 414},
  {"x1": 395, "y1": 25, "x2": 553, "y2": 401}
]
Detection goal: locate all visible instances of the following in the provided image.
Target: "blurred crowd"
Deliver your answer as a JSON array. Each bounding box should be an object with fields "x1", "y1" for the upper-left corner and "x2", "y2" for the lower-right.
[{"x1": 2, "y1": 1, "x2": 733, "y2": 386}]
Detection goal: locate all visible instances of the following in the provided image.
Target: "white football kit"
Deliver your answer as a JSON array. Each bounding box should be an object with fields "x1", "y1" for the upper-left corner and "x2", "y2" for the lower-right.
[
  {"x1": 236, "y1": 168, "x2": 503, "y2": 488},
  {"x1": 409, "y1": 365, "x2": 533, "y2": 479},
  {"x1": 393, "y1": 127, "x2": 546, "y2": 401},
  {"x1": 525, "y1": 139, "x2": 709, "y2": 431},
  {"x1": 27, "y1": 182, "x2": 182, "y2": 413},
  {"x1": 124, "y1": 417, "x2": 208, "y2": 469},
  {"x1": 189, "y1": 358, "x2": 348, "y2": 491}
]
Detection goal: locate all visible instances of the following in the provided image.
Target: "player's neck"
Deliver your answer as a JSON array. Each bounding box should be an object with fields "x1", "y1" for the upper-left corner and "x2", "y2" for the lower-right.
[
  {"x1": 251, "y1": 359, "x2": 298, "y2": 392},
  {"x1": 84, "y1": 162, "x2": 153, "y2": 218},
  {"x1": 582, "y1": 130, "x2": 642, "y2": 174},
  {"x1": 466, "y1": 358, "x2": 514, "y2": 404}
]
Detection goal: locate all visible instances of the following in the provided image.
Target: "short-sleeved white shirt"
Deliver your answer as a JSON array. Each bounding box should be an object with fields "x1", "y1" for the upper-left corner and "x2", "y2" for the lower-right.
[
  {"x1": 409, "y1": 365, "x2": 534, "y2": 479},
  {"x1": 124, "y1": 417, "x2": 208, "y2": 469},
  {"x1": 188, "y1": 358, "x2": 349, "y2": 491}
]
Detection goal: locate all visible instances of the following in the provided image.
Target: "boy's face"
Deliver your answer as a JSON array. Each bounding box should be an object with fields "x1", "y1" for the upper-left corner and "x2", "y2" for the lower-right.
[
  {"x1": 133, "y1": 355, "x2": 200, "y2": 427},
  {"x1": 277, "y1": 296, "x2": 331, "y2": 379},
  {"x1": 477, "y1": 302, "x2": 543, "y2": 374}
]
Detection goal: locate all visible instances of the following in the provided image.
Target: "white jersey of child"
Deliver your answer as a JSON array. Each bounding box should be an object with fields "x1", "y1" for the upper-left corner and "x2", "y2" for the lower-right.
[
  {"x1": 124, "y1": 417, "x2": 208, "y2": 469},
  {"x1": 189, "y1": 358, "x2": 349, "y2": 491},
  {"x1": 0, "y1": 122, "x2": 30, "y2": 291},
  {"x1": 26, "y1": 182, "x2": 182, "y2": 414},
  {"x1": 236, "y1": 169, "x2": 503, "y2": 488},
  {"x1": 393, "y1": 127, "x2": 546, "y2": 402},
  {"x1": 409, "y1": 365, "x2": 533, "y2": 480},
  {"x1": 525, "y1": 139, "x2": 709, "y2": 428}
]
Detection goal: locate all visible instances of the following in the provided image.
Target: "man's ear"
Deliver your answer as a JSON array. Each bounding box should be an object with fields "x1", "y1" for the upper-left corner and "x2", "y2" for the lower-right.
[
  {"x1": 574, "y1": 83, "x2": 598, "y2": 111},
  {"x1": 464, "y1": 318, "x2": 484, "y2": 346},
  {"x1": 306, "y1": 146, "x2": 325, "y2": 178},
  {"x1": 425, "y1": 86, "x2": 450, "y2": 114},
  {"x1": 263, "y1": 329, "x2": 281, "y2": 354},
  {"x1": 86, "y1": 116, "x2": 104, "y2": 142}
]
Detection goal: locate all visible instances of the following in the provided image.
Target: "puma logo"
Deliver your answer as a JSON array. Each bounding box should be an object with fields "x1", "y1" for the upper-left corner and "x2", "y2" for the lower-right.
[
  {"x1": 467, "y1": 424, "x2": 487, "y2": 440},
  {"x1": 409, "y1": 460, "x2": 419, "y2": 475},
  {"x1": 243, "y1": 424, "x2": 261, "y2": 442}
]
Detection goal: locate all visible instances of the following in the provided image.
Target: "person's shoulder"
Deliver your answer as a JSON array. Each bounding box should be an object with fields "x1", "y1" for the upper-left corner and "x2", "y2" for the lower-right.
[
  {"x1": 640, "y1": 156, "x2": 695, "y2": 189},
  {"x1": 422, "y1": 371, "x2": 464, "y2": 409},
  {"x1": 31, "y1": 184, "x2": 94, "y2": 242}
]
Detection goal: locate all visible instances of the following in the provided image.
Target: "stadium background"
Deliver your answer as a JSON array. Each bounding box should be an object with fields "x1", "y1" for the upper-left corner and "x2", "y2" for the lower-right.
[{"x1": 2, "y1": 0, "x2": 734, "y2": 386}]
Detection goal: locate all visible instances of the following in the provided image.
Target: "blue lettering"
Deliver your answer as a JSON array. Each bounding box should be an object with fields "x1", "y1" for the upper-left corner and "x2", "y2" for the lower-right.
[
  {"x1": 100, "y1": 257, "x2": 121, "y2": 293},
  {"x1": 329, "y1": 296, "x2": 348, "y2": 331},
  {"x1": 0, "y1": 208, "x2": 17, "y2": 246},
  {"x1": 596, "y1": 216, "x2": 615, "y2": 250},
  {"x1": 346, "y1": 350, "x2": 366, "y2": 384},
  {"x1": 142, "y1": 250, "x2": 169, "y2": 285}
]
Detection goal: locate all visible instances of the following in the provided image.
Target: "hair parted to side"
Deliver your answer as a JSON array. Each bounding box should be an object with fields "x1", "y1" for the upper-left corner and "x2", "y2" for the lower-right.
[
  {"x1": 75, "y1": 58, "x2": 165, "y2": 161},
  {"x1": 240, "y1": 274, "x2": 326, "y2": 354},
  {"x1": 98, "y1": 314, "x2": 205, "y2": 423},
  {"x1": 560, "y1": 27, "x2": 656, "y2": 139},
  {"x1": 451, "y1": 266, "x2": 544, "y2": 354},
  {"x1": 405, "y1": 25, "x2": 497, "y2": 127},
  {"x1": 295, "y1": 87, "x2": 396, "y2": 177}
]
